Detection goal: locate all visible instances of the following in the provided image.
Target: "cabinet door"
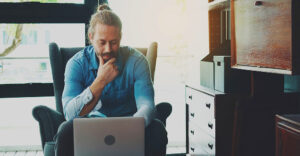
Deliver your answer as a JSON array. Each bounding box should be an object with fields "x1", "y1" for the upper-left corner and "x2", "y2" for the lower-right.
[
  {"x1": 231, "y1": 0, "x2": 300, "y2": 74},
  {"x1": 276, "y1": 123, "x2": 300, "y2": 156}
]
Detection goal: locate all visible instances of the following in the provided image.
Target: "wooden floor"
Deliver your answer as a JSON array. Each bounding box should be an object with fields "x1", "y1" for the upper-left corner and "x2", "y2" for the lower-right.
[
  {"x1": 0, "y1": 151, "x2": 186, "y2": 156},
  {"x1": 0, "y1": 151, "x2": 43, "y2": 156},
  {"x1": 0, "y1": 146, "x2": 186, "y2": 156}
]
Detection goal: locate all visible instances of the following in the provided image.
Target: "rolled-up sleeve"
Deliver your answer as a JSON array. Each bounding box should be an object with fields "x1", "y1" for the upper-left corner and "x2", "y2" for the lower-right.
[
  {"x1": 133, "y1": 56, "x2": 156, "y2": 127},
  {"x1": 62, "y1": 59, "x2": 102, "y2": 120}
]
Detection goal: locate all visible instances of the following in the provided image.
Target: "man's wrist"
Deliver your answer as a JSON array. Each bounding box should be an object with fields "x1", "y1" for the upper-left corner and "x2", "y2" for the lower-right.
[
  {"x1": 95, "y1": 77, "x2": 107, "y2": 87},
  {"x1": 90, "y1": 78, "x2": 106, "y2": 98}
]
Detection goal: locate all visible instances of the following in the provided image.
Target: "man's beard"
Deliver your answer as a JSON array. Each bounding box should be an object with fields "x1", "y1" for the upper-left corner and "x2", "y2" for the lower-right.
[{"x1": 101, "y1": 52, "x2": 117, "y2": 63}]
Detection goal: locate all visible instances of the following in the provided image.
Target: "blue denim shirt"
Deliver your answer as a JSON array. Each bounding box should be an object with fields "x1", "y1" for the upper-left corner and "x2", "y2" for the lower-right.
[{"x1": 62, "y1": 46, "x2": 156, "y2": 126}]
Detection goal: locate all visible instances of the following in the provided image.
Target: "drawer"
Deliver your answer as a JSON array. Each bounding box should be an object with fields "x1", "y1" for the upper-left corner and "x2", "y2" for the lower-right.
[
  {"x1": 188, "y1": 91, "x2": 215, "y2": 121},
  {"x1": 198, "y1": 91, "x2": 215, "y2": 117},
  {"x1": 189, "y1": 100, "x2": 213, "y2": 123},
  {"x1": 232, "y1": 0, "x2": 293, "y2": 71},
  {"x1": 186, "y1": 88, "x2": 207, "y2": 107},
  {"x1": 189, "y1": 123, "x2": 216, "y2": 155},
  {"x1": 189, "y1": 116, "x2": 215, "y2": 137},
  {"x1": 189, "y1": 143, "x2": 208, "y2": 155},
  {"x1": 186, "y1": 87, "x2": 215, "y2": 118}
]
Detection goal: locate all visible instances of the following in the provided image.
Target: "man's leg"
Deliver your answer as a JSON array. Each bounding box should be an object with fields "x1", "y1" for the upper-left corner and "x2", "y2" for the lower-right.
[
  {"x1": 54, "y1": 119, "x2": 74, "y2": 156},
  {"x1": 145, "y1": 119, "x2": 168, "y2": 156}
]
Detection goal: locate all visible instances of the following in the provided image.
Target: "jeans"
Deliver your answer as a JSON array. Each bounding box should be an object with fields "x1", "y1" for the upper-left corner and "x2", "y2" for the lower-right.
[{"x1": 54, "y1": 118, "x2": 168, "y2": 156}]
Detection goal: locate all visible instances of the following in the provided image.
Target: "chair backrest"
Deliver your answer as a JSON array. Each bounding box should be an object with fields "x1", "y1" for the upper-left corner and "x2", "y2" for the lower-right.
[{"x1": 49, "y1": 42, "x2": 158, "y2": 114}]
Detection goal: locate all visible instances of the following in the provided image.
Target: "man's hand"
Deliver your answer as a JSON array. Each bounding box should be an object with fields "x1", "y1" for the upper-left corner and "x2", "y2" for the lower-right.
[
  {"x1": 80, "y1": 56, "x2": 119, "y2": 117},
  {"x1": 96, "y1": 56, "x2": 119, "y2": 85}
]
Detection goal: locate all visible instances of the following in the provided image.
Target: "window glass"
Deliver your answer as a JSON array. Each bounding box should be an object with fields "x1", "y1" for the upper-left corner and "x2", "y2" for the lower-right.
[
  {"x1": 0, "y1": 24, "x2": 85, "y2": 84},
  {"x1": 0, "y1": 0, "x2": 84, "y2": 4}
]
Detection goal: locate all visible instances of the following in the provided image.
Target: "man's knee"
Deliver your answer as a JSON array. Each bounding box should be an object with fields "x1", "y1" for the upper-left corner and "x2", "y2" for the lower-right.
[
  {"x1": 55, "y1": 120, "x2": 74, "y2": 142},
  {"x1": 145, "y1": 119, "x2": 168, "y2": 156},
  {"x1": 54, "y1": 120, "x2": 74, "y2": 156},
  {"x1": 147, "y1": 119, "x2": 168, "y2": 146}
]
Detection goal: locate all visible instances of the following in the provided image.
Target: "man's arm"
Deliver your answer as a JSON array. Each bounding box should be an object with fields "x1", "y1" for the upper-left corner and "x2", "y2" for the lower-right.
[
  {"x1": 133, "y1": 56, "x2": 156, "y2": 127},
  {"x1": 79, "y1": 56, "x2": 119, "y2": 116},
  {"x1": 62, "y1": 58, "x2": 93, "y2": 120},
  {"x1": 62, "y1": 56, "x2": 118, "y2": 120}
]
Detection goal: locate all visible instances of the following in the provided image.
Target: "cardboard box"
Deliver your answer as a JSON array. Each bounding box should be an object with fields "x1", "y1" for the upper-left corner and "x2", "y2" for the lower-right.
[
  {"x1": 213, "y1": 55, "x2": 250, "y2": 93},
  {"x1": 200, "y1": 53, "x2": 214, "y2": 90}
]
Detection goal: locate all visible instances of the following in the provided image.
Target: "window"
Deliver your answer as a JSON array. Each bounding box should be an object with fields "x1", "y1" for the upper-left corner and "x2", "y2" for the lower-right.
[
  {"x1": 0, "y1": 23, "x2": 85, "y2": 149},
  {"x1": 0, "y1": 0, "x2": 100, "y2": 149},
  {"x1": 0, "y1": 0, "x2": 95, "y2": 97},
  {"x1": 0, "y1": 24, "x2": 85, "y2": 84}
]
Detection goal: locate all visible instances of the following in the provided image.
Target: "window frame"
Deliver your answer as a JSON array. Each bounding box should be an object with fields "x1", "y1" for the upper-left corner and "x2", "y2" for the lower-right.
[{"x1": 0, "y1": 0, "x2": 104, "y2": 98}]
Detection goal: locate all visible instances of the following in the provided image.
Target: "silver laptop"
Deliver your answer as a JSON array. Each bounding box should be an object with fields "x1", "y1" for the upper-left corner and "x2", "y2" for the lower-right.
[{"x1": 73, "y1": 117, "x2": 145, "y2": 156}]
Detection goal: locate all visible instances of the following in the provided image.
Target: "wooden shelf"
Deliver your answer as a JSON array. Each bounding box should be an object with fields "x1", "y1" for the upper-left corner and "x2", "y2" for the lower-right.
[{"x1": 232, "y1": 65, "x2": 292, "y2": 75}]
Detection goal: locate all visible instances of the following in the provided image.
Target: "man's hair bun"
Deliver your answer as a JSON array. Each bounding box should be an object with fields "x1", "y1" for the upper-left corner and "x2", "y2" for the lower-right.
[{"x1": 98, "y1": 4, "x2": 111, "y2": 12}]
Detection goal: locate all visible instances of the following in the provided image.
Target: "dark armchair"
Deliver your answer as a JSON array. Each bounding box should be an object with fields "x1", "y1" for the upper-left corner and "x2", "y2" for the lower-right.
[{"x1": 32, "y1": 42, "x2": 172, "y2": 156}]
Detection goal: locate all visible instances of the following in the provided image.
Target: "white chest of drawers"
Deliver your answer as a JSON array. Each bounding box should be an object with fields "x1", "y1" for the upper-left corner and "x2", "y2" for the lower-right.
[{"x1": 186, "y1": 85, "x2": 240, "y2": 156}]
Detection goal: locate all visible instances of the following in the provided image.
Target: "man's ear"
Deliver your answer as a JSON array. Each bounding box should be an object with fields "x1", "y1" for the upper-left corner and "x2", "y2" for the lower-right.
[{"x1": 88, "y1": 33, "x2": 93, "y2": 42}]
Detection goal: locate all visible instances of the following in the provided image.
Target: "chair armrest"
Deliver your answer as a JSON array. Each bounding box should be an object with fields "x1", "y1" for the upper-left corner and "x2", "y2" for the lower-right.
[
  {"x1": 155, "y1": 102, "x2": 172, "y2": 126},
  {"x1": 32, "y1": 105, "x2": 65, "y2": 149}
]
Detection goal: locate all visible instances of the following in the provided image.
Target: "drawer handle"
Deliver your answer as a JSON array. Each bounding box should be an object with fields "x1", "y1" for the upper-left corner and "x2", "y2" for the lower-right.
[
  {"x1": 206, "y1": 103, "x2": 211, "y2": 109},
  {"x1": 190, "y1": 130, "x2": 195, "y2": 135},
  {"x1": 208, "y1": 143, "x2": 214, "y2": 149},
  {"x1": 255, "y1": 1, "x2": 263, "y2": 6},
  {"x1": 191, "y1": 147, "x2": 195, "y2": 152},
  {"x1": 188, "y1": 95, "x2": 193, "y2": 100},
  {"x1": 190, "y1": 113, "x2": 195, "y2": 117},
  {"x1": 208, "y1": 123, "x2": 214, "y2": 129}
]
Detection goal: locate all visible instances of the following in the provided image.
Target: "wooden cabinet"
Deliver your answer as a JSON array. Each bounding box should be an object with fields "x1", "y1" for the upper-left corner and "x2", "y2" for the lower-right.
[
  {"x1": 276, "y1": 114, "x2": 300, "y2": 156},
  {"x1": 185, "y1": 85, "x2": 239, "y2": 156},
  {"x1": 231, "y1": 0, "x2": 300, "y2": 75},
  {"x1": 231, "y1": 94, "x2": 300, "y2": 156}
]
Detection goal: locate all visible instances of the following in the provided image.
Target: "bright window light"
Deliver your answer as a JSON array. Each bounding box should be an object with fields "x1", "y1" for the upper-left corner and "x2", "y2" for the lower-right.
[
  {"x1": 110, "y1": 0, "x2": 208, "y2": 150},
  {"x1": 0, "y1": 24, "x2": 85, "y2": 84}
]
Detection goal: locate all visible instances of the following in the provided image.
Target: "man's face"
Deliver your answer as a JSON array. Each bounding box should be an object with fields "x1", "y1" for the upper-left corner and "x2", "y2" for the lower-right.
[{"x1": 89, "y1": 23, "x2": 121, "y2": 63}]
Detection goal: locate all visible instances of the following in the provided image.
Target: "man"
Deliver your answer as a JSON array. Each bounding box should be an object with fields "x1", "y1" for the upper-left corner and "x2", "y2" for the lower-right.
[{"x1": 54, "y1": 4, "x2": 167, "y2": 156}]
